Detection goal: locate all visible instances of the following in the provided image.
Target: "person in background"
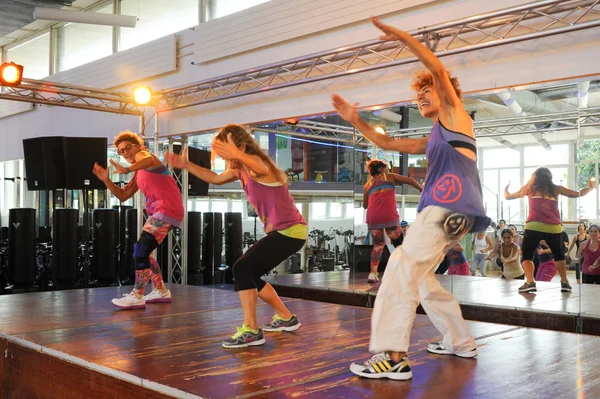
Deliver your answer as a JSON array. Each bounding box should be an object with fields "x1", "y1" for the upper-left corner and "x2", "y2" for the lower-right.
[
  {"x1": 471, "y1": 231, "x2": 494, "y2": 277},
  {"x1": 535, "y1": 240, "x2": 557, "y2": 282},
  {"x1": 568, "y1": 222, "x2": 589, "y2": 284},
  {"x1": 577, "y1": 224, "x2": 600, "y2": 284},
  {"x1": 446, "y1": 243, "x2": 470, "y2": 276},
  {"x1": 486, "y1": 229, "x2": 524, "y2": 280}
]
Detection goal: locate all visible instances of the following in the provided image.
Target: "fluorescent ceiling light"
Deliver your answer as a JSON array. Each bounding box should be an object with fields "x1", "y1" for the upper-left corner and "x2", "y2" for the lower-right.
[{"x1": 34, "y1": 7, "x2": 137, "y2": 28}]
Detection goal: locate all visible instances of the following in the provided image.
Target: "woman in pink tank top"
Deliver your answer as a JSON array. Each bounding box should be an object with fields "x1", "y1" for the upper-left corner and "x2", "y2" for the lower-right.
[
  {"x1": 92, "y1": 131, "x2": 183, "y2": 310},
  {"x1": 166, "y1": 124, "x2": 306, "y2": 349},
  {"x1": 577, "y1": 224, "x2": 600, "y2": 284}
]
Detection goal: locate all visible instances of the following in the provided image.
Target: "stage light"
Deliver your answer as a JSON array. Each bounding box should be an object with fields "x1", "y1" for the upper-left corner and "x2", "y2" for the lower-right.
[
  {"x1": 0, "y1": 62, "x2": 24, "y2": 87},
  {"x1": 375, "y1": 126, "x2": 386, "y2": 135},
  {"x1": 133, "y1": 87, "x2": 152, "y2": 105}
]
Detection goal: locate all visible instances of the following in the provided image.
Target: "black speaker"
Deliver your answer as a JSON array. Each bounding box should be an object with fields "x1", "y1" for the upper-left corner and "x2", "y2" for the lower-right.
[
  {"x1": 112, "y1": 205, "x2": 133, "y2": 278},
  {"x1": 188, "y1": 212, "x2": 202, "y2": 275},
  {"x1": 224, "y1": 212, "x2": 242, "y2": 284},
  {"x1": 62, "y1": 137, "x2": 107, "y2": 190},
  {"x1": 8, "y1": 208, "x2": 37, "y2": 285},
  {"x1": 92, "y1": 209, "x2": 118, "y2": 281},
  {"x1": 53, "y1": 208, "x2": 79, "y2": 282},
  {"x1": 173, "y1": 144, "x2": 210, "y2": 196},
  {"x1": 23, "y1": 137, "x2": 66, "y2": 190},
  {"x1": 202, "y1": 212, "x2": 223, "y2": 284},
  {"x1": 124, "y1": 208, "x2": 138, "y2": 281},
  {"x1": 351, "y1": 244, "x2": 390, "y2": 273}
]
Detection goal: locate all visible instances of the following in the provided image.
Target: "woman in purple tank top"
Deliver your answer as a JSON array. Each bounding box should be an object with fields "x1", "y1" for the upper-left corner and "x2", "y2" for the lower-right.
[
  {"x1": 166, "y1": 124, "x2": 306, "y2": 349},
  {"x1": 92, "y1": 131, "x2": 184, "y2": 310},
  {"x1": 332, "y1": 16, "x2": 489, "y2": 381}
]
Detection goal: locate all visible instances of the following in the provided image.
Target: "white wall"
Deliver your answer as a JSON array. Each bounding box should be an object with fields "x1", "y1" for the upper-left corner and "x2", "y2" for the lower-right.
[{"x1": 1, "y1": 0, "x2": 599, "y2": 161}]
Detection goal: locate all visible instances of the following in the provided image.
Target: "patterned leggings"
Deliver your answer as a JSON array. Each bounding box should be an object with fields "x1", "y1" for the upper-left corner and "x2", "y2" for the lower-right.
[
  {"x1": 370, "y1": 225, "x2": 403, "y2": 273},
  {"x1": 133, "y1": 216, "x2": 171, "y2": 295}
]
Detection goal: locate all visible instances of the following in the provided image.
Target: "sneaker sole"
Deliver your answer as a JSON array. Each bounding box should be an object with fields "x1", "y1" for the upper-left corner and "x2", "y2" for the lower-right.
[
  {"x1": 427, "y1": 347, "x2": 478, "y2": 358},
  {"x1": 222, "y1": 338, "x2": 266, "y2": 349},
  {"x1": 263, "y1": 322, "x2": 302, "y2": 332},
  {"x1": 349, "y1": 365, "x2": 412, "y2": 380},
  {"x1": 111, "y1": 302, "x2": 146, "y2": 310},
  {"x1": 518, "y1": 288, "x2": 537, "y2": 292},
  {"x1": 145, "y1": 298, "x2": 172, "y2": 303}
]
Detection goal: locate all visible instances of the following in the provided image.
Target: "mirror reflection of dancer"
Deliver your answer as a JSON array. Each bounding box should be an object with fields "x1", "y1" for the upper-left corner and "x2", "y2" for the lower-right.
[
  {"x1": 165, "y1": 124, "x2": 306, "y2": 349},
  {"x1": 364, "y1": 160, "x2": 422, "y2": 283},
  {"x1": 332, "y1": 16, "x2": 490, "y2": 381},
  {"x1": 504, "y1": 168, "x2": 595, "y2": 292},
  {"x1": 92, "y1": 131, "x2": 184, "y2": 309}
]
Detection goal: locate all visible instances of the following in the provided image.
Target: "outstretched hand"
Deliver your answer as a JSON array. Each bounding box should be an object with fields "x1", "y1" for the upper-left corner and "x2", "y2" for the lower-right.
[
  {"x1": 109, "y1": 159, "x2": 129, "y2": 174},
  {"x1": 371, "y1": 16, "x2": 403, "y2": 42},
  {"x1": 164, "y1": 147, "x2": 188, "y2": 169},
  {"x1": 589, "y1": 176, "x2": 596, "y2": 188},
  {"x1": 331, "y1": 94, "x2": 359, "y2": 123},
  {"x1": 212, "y1": 133, "x2": 242, "y2": 161},
  {"x1": 92, "y1": 162, "x2": 109, "y2": 182}
]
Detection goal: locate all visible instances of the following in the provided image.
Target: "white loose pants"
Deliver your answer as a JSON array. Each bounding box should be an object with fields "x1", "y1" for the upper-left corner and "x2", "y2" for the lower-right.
[{"x1": 370, "y1": 206, "x2": 476, "y2": 354}]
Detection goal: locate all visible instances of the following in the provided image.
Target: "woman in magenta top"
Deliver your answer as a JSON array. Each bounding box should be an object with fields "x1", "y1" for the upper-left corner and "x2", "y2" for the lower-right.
[
  {"x1": 92, "y1": 131, "x2": 184, "y2": 309},
  {"x1": 577, "y1": 224, "x2": 600, "y2": 284},
  {"x1": 505, "y1": 167, "x2": 595, "y2": 293},
  {"x1": 363, "y1": 159, "x2": 421, "y2": 283},
  {"x1": 166, "y1": 124, "x2": 306, "y2": 349}
]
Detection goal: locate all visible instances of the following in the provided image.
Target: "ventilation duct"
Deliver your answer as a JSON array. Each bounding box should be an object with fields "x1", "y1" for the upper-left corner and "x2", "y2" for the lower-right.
[
  {"x1": 492, "y1": 136, "x2": 517, "y2": 150},
  {"x1": 578, "y1": 81, "x2": 590, "y2": 109},
  {"x1": 373, "y1": 109, "x2": 403, "y2": 123}
]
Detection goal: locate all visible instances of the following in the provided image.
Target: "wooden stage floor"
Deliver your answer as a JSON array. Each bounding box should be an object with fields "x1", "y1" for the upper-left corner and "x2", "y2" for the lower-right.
[
  {"x1": 264, "y1": 272, "x2": 600, "y2": 334},
  {"x1": 1, "y1": 285, "x2": 599, "y2": 398}
]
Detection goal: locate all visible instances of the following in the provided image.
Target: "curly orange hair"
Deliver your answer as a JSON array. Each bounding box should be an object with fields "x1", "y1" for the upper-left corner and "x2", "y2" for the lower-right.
[
  {"x1": 411, "y1": 70, "x2": 462, "y2": 100},
  {"x1": 114, "y1": 130, "x2": 145, "y2": 149}
]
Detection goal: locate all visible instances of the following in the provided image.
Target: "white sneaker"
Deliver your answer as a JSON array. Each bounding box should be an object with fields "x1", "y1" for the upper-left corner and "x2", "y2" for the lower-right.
[
  {"x1": 427, "y1": 342, "x2": 478, "y2": 358},
  {"x1": 368, "y1": 272, "x2": 379, "y2": 283},
  {"x1": 143, "y1": 288, "x2": 172, "y2": 304},
  {"x1": 112, "y1": 292, "x2": 146, "y2": 310}
]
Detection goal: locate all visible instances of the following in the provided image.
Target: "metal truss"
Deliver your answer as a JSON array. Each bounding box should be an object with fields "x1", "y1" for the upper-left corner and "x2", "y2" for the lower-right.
[
  {"x1": 255, "y1": 120, "x2": 370, "y2": 147},
  {"x1": 353, "y1": 107, "x2": 600, "y2": 141},
  {"x1": 154, "y1": 0, "x2": 600, "y2": 112},
  {"x1": 0, "y1": 78, "x2": 142, "y2": 116}
]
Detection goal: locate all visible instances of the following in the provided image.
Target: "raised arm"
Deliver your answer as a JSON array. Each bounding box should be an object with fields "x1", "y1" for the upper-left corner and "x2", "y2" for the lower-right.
[
  {"x1": 212, "y1": 133, "x2": 272, "y2": 178},
  {"x1": 371, "y1": 17, "x2": 465, "y2": 116},
  {"x1": 504, "y1": 181, "x2": 530, "y2": 200},
  {"x1": 363, "y1": 181, "x2": 371, "y2": 209},
  {"x1": 331, "y1": 94, "x2": 428, "y2": 154},
  {"x1": 390, "y1": 173, "x2": 423, "y2": 191},
  {"x1": 164, "y1": 150, "x2": 238, "y2": 186},
  {"x1": 558, "y1": 177, "x2": 595, "y2": 198},
  {"x1": 92, "y1": 163, "x2": 138, "y2": 202}
]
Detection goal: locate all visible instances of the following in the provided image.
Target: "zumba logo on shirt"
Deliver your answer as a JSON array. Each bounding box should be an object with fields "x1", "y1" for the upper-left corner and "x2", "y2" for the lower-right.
[{"x1": 433, "y1": 174, "x2": 463, "y2": 203}]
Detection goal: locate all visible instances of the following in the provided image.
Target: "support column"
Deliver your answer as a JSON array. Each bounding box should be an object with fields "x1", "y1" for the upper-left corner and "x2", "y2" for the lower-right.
[
  {"x1": 181, "y1": 135, "x2": 189, "y2": 285},
  {"x1": 301, "y1": 203, "x2": 309, "y2": 271}
]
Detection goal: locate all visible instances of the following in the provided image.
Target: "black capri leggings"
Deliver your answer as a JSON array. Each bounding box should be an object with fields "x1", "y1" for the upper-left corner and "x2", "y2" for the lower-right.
[
  {"x1": 233, "y1": 231, "x2": 306, "y2": 291},
  {"x1": 521, "y1": 229, "x2": 565, "y2": 262}
]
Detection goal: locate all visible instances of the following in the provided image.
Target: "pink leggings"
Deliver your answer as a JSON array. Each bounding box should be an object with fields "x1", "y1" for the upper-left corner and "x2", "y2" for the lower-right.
[
  {"x1": 370, "y1": 225, "x2": 403, "y2": 273},
  {"x1": 535, "y1": 259, "x2": 557, "y2": 282}
]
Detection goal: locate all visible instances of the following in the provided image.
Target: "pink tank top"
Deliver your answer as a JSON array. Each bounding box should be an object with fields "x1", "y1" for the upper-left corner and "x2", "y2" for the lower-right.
[
  {"x1": 135, "y1": 165, "x2": 184, "y2": 227},
  {"x1": 582, "y1": 241, "x2": 600, "y2": 275},
  {"x1": 526, "y1": 196, "x2": 561, "y2": 226},
  {"x1": 239, "y1": 169, "x2": 306, "y2": 234},
  {"x1": 365, "y1": 175, "x2": 399, "y2": 229}
]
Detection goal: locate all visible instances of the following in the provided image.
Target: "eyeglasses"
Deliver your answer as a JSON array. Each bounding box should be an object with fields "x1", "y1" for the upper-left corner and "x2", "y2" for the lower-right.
[{"x1": 118, "y1": 144, "x2": 138, "y2": 155}]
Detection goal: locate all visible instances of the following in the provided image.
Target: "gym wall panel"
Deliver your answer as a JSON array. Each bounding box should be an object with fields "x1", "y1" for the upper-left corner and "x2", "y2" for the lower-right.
[
  {"x1": 0, "y1": 101, "x2": 32, "y2": 120},
  {"x1": 46, "y1": 35, "x2": 177, "y2": 89},
  {"x1": 192, "y1": 0, "x2": 437, "y2": 64}
]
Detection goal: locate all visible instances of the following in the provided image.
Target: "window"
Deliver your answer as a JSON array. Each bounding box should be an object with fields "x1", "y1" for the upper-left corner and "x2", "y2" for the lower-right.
[
  {"x1": 231, "y1": 200, "x2": 244, "y2": 214},
  {"x1": 344, "y1": 203, "x2": 354, "y2": 217},
  {"x1": 56, "y1": 4, "x2": 113, "y2": 72},
  {"x1": 482, "y1": 148, "x2": 520, "y2": 169},
  {"x1": 524, "y1": 144, "x2": 569, "y2": 166},
  {"x1": 329, "y1": 203, "x2": 343, "y2": 218},
  {"x1": 211, "y1": 200, "x2": 229, "y2": 214},
  {"x1": 6, "y1": 32, "x2": 50, "y2": 79},
  {"x1": 499, "y1": 169, "x2": 522, "y2": 223},
  {"x1": 311, "y1": 203, "x2": 327, "y2": 219},
  {"x1": 209, "y1": 0, "x2": 273, "y2": 19},
  {"x1": 120, "y1": 0, "x2": 199, "y2": 51}
]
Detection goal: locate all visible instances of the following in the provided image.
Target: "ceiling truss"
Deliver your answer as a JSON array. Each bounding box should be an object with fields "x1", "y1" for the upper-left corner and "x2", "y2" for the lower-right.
[
  {"x1": 154, "y1": 0, "x2": 600, "y2": 112},
  {"x1": 0, "y1": 78, "x2": 143, "y2": 116}
]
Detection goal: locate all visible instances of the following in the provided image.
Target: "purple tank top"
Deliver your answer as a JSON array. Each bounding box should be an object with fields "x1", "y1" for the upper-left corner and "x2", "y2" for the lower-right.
[
  {"x1": 418, "y1": 121, "x2": 490, "y2": 233},
  {"x1": 239, "y1": 170, "x2": 306, "y2": 234},
  {"x1": 526, "y1": 197, "x2": 560, "y2": 225}
]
